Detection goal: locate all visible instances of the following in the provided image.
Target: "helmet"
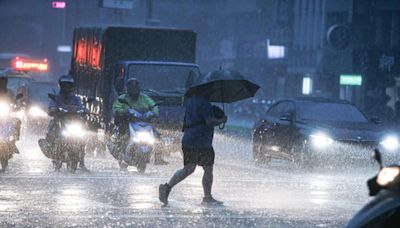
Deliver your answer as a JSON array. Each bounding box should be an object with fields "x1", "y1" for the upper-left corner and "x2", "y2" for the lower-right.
[
  {"x1": 126, "y1": 78, "x2": 140, "y2": 99},
  {"x1": 58, "y1": 75, "x2": 74, "y2": 94}
]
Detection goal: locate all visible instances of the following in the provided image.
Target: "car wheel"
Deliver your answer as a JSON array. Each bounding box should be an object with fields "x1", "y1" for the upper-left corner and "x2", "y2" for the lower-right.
[{"x1": 253, "y1": 143, "x2": 271, "y2": 164}]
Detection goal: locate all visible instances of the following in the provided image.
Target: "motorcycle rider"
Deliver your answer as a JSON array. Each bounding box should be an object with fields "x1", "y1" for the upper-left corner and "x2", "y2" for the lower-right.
[
  {"x1": 112, "y1": 78, "x2": 167, "y2": 168},
  {"x1": 0, "y1": 76, "x2": 21, "y2": 154},
  {"x1": 41, "y1": 75, "x2": 88, "y2": 171}
]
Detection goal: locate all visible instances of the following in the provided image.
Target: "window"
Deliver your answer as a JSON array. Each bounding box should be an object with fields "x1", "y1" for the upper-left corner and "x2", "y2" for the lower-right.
[{"x1": 268, "y1": 101, "x2": 295, "y2": 118}]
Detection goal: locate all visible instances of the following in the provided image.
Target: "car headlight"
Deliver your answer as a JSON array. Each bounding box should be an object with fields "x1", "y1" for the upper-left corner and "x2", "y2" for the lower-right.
[
  {"x1": 377, "y1": 167, "x2": 400, "y2": 186},
  {"x1": 0, "y1": 102, "x2": 10, "y2": 118},
  {"x1": 29, "y1": 106, "x2": 48, "y2": 118},
  {"x1": 310, "y1": 133, "x2": 334, "y2": 148},
  {"x1": 133, "y1": 131, "x2": 155, "y2": 144},
  {"x1": 380, "y1": 136, "x2": 400, "y2": 150},
  {"x1": 62, "y1": 123, "x2": 85, "y2": 138}
]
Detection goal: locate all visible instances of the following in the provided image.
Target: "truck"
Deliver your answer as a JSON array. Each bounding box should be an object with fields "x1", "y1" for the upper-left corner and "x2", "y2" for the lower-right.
[{"x1": 70, "y1": 27, "x2": 200, "y2": 152}]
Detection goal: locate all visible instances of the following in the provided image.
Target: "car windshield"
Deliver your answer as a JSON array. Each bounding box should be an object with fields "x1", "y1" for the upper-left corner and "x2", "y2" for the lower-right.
[
  {"x1": 128, "y1": 64, "x2": 200, "y2": 93},
  {"x1": 297, "y1": 101, "x2": 369, "y2": 123},
  {"x1": 7, "y1": 77, "x2": 33, "y2": 93},
  {"x1": 28, "y1": 82, "x2": 57, "y2": 102}
]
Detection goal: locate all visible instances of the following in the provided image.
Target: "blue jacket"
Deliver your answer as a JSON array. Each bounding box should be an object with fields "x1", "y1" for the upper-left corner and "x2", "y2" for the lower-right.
[
  {"x1": 182, "y1": 96, "x2": 214, "y2": 149},
  {"x1": 48, "y1": 92, "x2": 83, "y2": 109}
]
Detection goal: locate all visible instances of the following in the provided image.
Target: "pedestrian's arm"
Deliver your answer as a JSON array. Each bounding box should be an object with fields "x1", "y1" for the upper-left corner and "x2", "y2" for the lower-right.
[
  {"x1": 203, "y1": 102, "x2": 227, "y2": 126},
  {"x1": 112, "y1": 99, "x2": 127, "y2": 115},
  {"x1": 205, "y1": 116, "x2": 227, "y2": 126},
  {"x1": 48, "y1": 100, "x2": 58, "y2": 116}
]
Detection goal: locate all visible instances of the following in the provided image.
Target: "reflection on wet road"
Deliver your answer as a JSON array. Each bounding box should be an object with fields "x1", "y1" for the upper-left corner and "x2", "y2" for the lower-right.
[{"x1": 0, "y1": 133, "x2": 376, "y2": 227}]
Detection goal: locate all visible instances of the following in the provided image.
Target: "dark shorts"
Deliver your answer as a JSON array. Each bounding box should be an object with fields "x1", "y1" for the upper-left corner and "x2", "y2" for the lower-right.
[{"x1": 182, "y1": 147, "x2": 215, "y2": 166}]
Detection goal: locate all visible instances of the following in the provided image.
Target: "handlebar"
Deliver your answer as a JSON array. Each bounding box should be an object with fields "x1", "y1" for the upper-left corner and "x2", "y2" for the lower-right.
[{"x1": 127, "y1": 109, "x2": 156, "y2": 122}]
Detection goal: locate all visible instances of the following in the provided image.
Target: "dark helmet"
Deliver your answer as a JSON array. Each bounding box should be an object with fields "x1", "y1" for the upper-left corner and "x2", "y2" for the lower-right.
[
  {"x1": 58, "y1": 75, "x2": 74, "y2": 94},
  {"x1": 126, "y1": 78, "x2": 140, "y2": 99}
]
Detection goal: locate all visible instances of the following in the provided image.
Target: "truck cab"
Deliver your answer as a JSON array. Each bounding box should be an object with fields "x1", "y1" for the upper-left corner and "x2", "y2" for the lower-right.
[{"x1": 70, "y1": 27, "x2": 199, "y2": 153}]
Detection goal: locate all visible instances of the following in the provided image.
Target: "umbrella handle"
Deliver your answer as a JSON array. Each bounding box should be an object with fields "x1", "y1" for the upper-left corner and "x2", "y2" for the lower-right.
[{"x1": 219, "y1": 123, "x2": 225, "y2": 130}]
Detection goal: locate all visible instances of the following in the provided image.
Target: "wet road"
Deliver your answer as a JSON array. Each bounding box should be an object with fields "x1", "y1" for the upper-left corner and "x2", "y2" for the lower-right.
[{"x1": 0, "y1": 132, "x2": 377, "y2": 227}]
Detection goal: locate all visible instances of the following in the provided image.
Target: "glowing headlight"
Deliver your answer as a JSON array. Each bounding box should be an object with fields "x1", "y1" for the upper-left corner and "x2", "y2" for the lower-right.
[
  {"x1": 62, "y1": 123, "x2": 85, "y2": 138},
  {"x1": 134, "y1": 131, "x2": 155, "y2": 144},
  {"x1": 0, "y1": 102, "x2": 10, "y2": 118},
  {"x1": 377, "y1": 167, "x2": 400, "y2": 186},
  {"x1": 380, "y1": 136, "x2": 400, "y2": 150},
  {"x1": 29, "y1": 106, "x2": 48, "y2": 118},
  {"x1": 310, "y1": 133, "x2": 334, "y2": 148}
]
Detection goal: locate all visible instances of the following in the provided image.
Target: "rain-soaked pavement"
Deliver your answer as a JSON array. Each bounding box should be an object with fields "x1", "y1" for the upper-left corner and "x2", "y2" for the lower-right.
[{"x1": 0, "y1": 129, "x2": 378, "y2": 227}]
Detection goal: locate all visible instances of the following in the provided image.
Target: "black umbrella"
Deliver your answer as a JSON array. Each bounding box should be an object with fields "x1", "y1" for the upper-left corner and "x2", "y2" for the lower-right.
[{"x1": 185, "y1": 69, "x2": 260, "y2": 103}]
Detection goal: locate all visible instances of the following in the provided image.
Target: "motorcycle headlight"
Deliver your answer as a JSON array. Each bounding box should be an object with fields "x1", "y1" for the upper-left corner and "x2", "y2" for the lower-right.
[
  {"x1": 310, "y1": 133, "x2": 334, "y2": 148},
  {"x1": 380, "y1": 136, "x2": 399, "y2": 151},
  {"x1": 134, "y1": 131, "x2": 155, "y2": 144},
  {"x1": 62, "y1": 123, "x2": 85, "y2": 138},
  {"x1": 377, "y1": 167, "x2": 400, "y2": 186},
  {"x1": 29, "y1": 106, "x2": 48, "y2": 118},
  {"x1": 0, "y1": 102, "x2": 10, "y2": 118}
]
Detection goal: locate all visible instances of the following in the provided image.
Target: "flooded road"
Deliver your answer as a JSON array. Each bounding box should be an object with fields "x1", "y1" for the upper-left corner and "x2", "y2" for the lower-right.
[{"x1": 0, "y1": 133, "x2": 376, "y2": 227}]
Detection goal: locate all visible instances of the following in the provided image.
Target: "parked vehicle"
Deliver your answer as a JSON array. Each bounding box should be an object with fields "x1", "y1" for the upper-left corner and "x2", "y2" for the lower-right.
[
  {"x1": 252, "y1": 97, "x2": 400, "y2": 167},
  {"x1": 346, "y1": 149, "x2": 400, "y2": 227}
]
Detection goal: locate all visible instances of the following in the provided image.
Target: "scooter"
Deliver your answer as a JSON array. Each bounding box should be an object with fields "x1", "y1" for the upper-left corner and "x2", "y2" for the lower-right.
[
  {"x1": 0, "y1": 93, "x2": 23, "y2": 171},
  {"x1": 346, "y1": 149, "x2": 400, "y2": 227},
  {"x1": 108, "y1": 105, "x2": 157, "y2": 173},
  {"x1": 38, "y1": 94, "x2": 90, "y2": 172}
]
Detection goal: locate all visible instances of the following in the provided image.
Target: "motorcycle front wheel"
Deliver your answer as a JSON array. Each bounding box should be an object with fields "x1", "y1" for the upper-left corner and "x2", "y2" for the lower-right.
[
  {"x1": 67, "y1": 160, "x2": 78, "y2": 173},
  {"x1": 53, "y1": 160, "x2": 62, "y2": 170},
  {"x1": 137, "y1": 162, "x2": 147, "y2": 173}
]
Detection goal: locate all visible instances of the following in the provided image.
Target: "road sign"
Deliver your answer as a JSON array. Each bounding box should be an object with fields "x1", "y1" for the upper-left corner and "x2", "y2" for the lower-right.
[
  {"x1": 340, "y1": 74, "x2": 362, "y2": 86},
  {"x1": 52, "y1": 1, "x2": 66, "y2": 9},
  {"x1": 57, "y1": 45, "x2": 71, "y2": 53},
  {"x1": 99, "y1": 0, "x2": 134, "y2": 10}
]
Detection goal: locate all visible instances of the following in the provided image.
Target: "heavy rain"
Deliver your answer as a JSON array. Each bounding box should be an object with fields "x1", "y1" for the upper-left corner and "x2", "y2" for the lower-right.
[{"x1": 0, "y1": 0, "x2": 400, "y2": 227}]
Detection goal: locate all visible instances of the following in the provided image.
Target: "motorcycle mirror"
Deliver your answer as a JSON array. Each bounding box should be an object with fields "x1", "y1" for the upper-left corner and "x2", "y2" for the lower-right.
[
  {"x1": 48, "y1": 93, "x2": 57, "y2": 101},
  {"x1": 15, "y1": 93, "x2": 23, "y2": 100},
  {"x1": 373, "y1": 148, "x2": 383, "y2": 169}
]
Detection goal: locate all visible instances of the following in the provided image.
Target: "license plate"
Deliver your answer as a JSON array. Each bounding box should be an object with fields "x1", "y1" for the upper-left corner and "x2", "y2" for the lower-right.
[
  {"x1": 162, "y1": 137, "x2": 174, "y2": 145},
  {"x1": 138, "y1": 146, "x2": 151, "y2": 153}
]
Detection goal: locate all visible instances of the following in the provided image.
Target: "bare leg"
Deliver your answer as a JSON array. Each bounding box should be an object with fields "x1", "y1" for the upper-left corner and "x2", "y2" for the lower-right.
[
  {"x1": 167, "y1": 164, "x2": 196, "y2": 187},
  {"x1": 202, "y1": 165, "x2": 213, "y2": 197}
]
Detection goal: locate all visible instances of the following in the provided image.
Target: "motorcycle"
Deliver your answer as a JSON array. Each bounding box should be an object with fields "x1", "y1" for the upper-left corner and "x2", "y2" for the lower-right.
[
  {"x1": 0, "y1": 93, "x2": 23, "y2": 171},
  {"x1": 107, "y1": 102, "x2": 158, "y2": 173},
  {"x1": 38, "y1": 94, "x2": 91, "y2": 172},
  {"x1": 346, "y1": 149, "x2": 400, "y2": 227}
]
